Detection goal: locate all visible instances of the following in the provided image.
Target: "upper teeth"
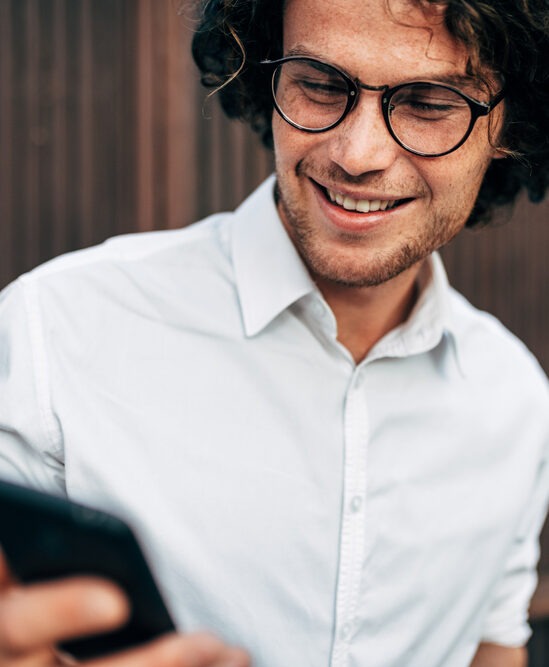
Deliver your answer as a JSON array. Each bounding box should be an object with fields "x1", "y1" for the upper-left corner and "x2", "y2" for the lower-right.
[{"x1": 327, "y1": 188, "x2": 397, "y2": 213}]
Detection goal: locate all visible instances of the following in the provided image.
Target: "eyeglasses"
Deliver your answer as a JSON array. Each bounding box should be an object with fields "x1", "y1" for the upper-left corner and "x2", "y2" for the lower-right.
[{"x1": 261, "y1": 56, "x2": 505, "y2": 158}]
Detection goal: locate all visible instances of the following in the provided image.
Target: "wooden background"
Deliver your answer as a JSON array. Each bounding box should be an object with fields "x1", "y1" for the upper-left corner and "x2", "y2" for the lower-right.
[
  {"x1": 1, "y1": 0, "x2": 548, "y2": 637},
  {"x1": 0, "y1": 0, "x2": 273, "y2": 285}
]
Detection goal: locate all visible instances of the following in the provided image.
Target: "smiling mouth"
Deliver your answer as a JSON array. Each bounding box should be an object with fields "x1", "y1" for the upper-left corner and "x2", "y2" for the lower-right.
[{"x1": 319, "y1": 184, "x2": 412, "y2": 213}]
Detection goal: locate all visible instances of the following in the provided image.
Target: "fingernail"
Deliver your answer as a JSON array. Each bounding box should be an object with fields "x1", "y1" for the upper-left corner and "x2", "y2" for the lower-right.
[{"x1": 82, "y1": 581, "x2": 129, "y2": 622}]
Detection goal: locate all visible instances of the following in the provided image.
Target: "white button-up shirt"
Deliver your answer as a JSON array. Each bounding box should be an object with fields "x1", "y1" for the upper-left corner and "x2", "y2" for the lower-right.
[{"x1": 0, "y1": 176, "x2": 548, "y2": 667}]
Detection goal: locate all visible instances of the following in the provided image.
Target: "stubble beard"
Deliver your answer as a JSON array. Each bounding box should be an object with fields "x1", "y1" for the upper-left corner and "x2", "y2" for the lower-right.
[{"x1": 276, "y1": 175, "x2": 467, "y2": 289}]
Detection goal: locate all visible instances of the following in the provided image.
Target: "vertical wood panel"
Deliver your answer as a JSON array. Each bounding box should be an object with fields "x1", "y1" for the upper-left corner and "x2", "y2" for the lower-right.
[
  {"x1": 79, "y1": 0, "x2": 93, "y2": 248},
  {"x1": 151, "y1": 2, "x2": 168, "y2": 228},
  {"x1": 24, "y1": 0, "x2": 39, "y2": 271},
  {"x1": 136, "y1": 0, "x2": 154, "y2": 231},
  {"x1": 0, "y1": 0, "x2": 13, "y2": 285},
  {"x1": 11, "y1": 0, "x2": 28, "y2": 277},
  {"x1": 51, "y1": 0, "x2": 68, "y2": 258},
  {"x1": 113, "y1": 0, "x2": 137, "y2": 237},
  {"x1": 36, "y1": 0, "x2": 52, "y2": 262},
  {"x1": 64, "y1": 0, "x2": 80, "y2": 251},
  {"x1": 166, "y1": 3, "x2": 196, "y2": 228}
]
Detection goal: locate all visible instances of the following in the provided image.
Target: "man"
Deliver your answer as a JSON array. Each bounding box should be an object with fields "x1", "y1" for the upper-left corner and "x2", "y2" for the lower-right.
[{"x1": 0, "y1": 0, "x2": 547, "y2": 666}]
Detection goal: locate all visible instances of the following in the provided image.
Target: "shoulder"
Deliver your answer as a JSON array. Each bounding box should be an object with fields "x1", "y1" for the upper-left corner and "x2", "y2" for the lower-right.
[
  {"x1": 0, "y1": 211, "x2": 240, "y2": 345},
  {"x1": 448, "y1": 286, "x2": 549, "y2": 402},
  {"x1": 6, "y1": 212, "x2": 238, "y2": 317},
  {"x1": 23, "y1": 212, "x2": 233, "y2": 284}
]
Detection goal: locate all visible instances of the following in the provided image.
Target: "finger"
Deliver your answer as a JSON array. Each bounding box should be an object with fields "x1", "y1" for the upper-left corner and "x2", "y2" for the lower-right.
[
  {"x1": 0, "y1": 646, "x2": 59, "y2": 667},
  {"x1": 0, "y1": 577, "x2": 129, "y2": 657},
  {"x1": 83, "y1": 633, "x2": 250, "y2": 667}
]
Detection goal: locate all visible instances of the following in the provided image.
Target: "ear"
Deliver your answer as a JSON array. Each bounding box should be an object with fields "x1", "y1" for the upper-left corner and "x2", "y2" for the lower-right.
[{"x1": 488, "y1": 104, "x2": 508, "y2": 160}]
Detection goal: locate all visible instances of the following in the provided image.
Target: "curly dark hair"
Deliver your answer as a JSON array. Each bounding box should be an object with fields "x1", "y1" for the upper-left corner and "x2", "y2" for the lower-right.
[{"x1": 192, "y1": 0, "x2": 549, "y2": 227}]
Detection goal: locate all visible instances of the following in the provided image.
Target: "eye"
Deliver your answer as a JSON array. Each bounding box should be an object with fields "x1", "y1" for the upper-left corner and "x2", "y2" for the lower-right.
[
  {"x1": 391, "y1": 85, "x2": 469, "y2": 121},
  {"x1": 402, "y1": 99, "x2": 461, "y2": 117},
  {"x1": 275, "y1": 60, "x2": 349, "y2": 106},
  {"x1": 298, "y1": 77, "x2": 348, "y2": 100}
]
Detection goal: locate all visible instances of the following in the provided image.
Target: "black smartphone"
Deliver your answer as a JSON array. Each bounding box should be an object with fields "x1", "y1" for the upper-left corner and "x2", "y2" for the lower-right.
[{"x1": 0, "y1": 478, "x2": 176, "y2": 659}]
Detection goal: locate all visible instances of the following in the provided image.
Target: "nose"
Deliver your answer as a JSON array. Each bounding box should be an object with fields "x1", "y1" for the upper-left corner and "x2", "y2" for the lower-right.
[{"x1": 326, "y1": 91, "x2": 401, "y2": 176}]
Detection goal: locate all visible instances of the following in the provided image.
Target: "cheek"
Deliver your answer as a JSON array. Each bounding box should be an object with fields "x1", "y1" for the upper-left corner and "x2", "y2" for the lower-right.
[
  {"x1": 272, "y1": 121, "x2": 288, "y2": 162},
  {"x1": 421, "y1": 148, "x2": 493, "y2": 205},
  {"x1": 421, "y1": 118, "x2": 497, "y2": 197},
  {"x1": 272, "y1": 118, "x2": 294, "y2": 172},
  {"x1": 272, "y1": 113, "x2": 327, "y2": 171}
]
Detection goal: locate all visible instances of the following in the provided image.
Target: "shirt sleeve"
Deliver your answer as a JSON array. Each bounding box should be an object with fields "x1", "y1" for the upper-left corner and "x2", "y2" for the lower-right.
[
  {"x1": 480, "y1": 441, "x2": 549, "y2": 647},
  {"x1": 0, "y1": 276, "x2": 65, "y2": 494}
]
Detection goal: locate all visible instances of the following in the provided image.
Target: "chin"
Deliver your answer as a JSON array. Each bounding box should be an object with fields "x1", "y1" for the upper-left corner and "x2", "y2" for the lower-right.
[{"x1": 298, "y1": 240, "x2": 427, "y2": 288}]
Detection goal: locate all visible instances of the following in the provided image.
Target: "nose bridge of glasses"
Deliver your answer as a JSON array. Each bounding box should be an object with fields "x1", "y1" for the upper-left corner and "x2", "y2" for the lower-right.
[
  {"x1": 350, "y1": 81, "x2": 391, "y2": 121},
  {"x1": 346, "y1": 81, "x2": 391, "y2": 135},
  {"x1": 336, "y1": 81, "x2": 398, "y2": 161},
  {"x1": 356, "y1": 81, "x2": 388, "y2": 93},
  {"x1": 350, "y1": 81, "x2": 388, "y2": 105}
]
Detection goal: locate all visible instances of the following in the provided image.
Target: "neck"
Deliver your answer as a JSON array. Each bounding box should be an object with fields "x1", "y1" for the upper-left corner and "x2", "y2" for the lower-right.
[{"x1": 316, "y1": 262, "x2": 424, "y2": 363}]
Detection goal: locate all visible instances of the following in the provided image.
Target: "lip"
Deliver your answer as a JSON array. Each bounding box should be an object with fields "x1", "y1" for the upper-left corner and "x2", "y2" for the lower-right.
[
  {"x1": 310, "y1": 179, "x2": 413, "y2": 233},
  {"x1": 314, "y1": 178, "x2": 404, "y2": 204}
]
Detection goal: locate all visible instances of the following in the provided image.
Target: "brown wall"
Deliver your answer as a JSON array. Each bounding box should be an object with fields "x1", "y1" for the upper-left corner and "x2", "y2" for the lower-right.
[
  {"x1": 0, "y1": 0, "x2": 139, "y2": 280},
  {"x1": 1, "y1": 0, "x2": 548, "y2": 566},
  {"x1": 0, "y1": 0, "x2": 273, "y2": 287}
]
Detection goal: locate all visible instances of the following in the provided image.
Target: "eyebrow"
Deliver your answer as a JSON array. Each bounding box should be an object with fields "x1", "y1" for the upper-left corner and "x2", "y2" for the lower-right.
[{"x1": 284, "y1": 44, "x2": 484, "y2": 93}]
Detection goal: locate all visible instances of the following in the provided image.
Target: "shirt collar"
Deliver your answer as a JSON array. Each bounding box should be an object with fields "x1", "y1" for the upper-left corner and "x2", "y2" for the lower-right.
[
  {"x1": 231, "y1": 175, "x2": 315, "y2": 336},
  {"x1": 231, "y1": 176, "x2": 463, "y2": 371},
  {"x1": 367, "y1": 253, "x2": 464, "y2": 373}
]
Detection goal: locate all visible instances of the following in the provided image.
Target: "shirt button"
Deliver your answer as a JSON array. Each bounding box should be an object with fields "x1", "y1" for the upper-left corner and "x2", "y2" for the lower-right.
[
  {"x1": 350, "y1": 495, "x2": 363, "y2": 513},
  {"x1": 340, "y1": 623, "x2": 352, "y2": 640}
]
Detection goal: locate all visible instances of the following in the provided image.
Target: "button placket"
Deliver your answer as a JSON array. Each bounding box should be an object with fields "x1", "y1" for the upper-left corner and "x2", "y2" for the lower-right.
[{"x1": 330, "y1": 369, "x2": 369, "y2": 666}]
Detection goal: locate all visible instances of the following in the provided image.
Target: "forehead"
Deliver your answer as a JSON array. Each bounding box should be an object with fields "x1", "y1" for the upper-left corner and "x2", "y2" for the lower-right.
[{"x1": 282, "y1": 0, "x2": 471, "y2": 85}]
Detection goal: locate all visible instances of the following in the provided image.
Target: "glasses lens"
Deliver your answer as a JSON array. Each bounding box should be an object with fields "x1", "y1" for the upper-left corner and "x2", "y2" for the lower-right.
[
  {"x1": 273, "y1": 59, "x2": 349, "y2": 130},
  {"x1": 388, "y1": 83, "x2": 472, "y2": 155}
]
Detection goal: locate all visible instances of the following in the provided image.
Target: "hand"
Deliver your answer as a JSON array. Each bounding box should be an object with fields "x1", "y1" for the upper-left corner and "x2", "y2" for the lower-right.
[{"x1": 0, "y1": 551, "x2": 250, "y2": 667}]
